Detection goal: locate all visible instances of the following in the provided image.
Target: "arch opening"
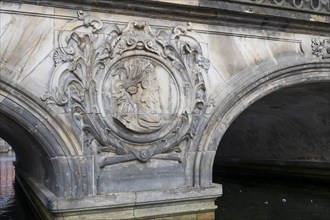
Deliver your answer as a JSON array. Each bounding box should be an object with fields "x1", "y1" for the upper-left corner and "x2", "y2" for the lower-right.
[
  {"x1": 0, "y1": 80, "x2": 83, "y2": 200},
  {"x1": 196, "y1": 60, "x2": 330, "y2": 187},
  {"x1": 212, "y1": 81, "x2": 330, "y2": 219},
  {"x1": 213, "y1": 82, "x2": 330, "y2": 179},
  {"x1": 0, "y1": 112, "x2": 47, "y2": 184}
]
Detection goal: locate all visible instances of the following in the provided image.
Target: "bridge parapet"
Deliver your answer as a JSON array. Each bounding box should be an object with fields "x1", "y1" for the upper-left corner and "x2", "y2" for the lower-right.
[{"x1": 229, "y1": 0, "x2": 330, "y2": 14}]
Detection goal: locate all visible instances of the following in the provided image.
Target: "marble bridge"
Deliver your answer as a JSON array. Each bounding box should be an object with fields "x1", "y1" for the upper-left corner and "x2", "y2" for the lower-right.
[{"x1": 0, "y1": 0, "x2": 329, "y2": 219}]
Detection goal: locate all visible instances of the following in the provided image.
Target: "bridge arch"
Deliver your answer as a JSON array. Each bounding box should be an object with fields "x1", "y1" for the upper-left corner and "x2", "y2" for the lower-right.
[
  {"x1": 197, "y1": 55, "x2": 330, "y2": 185},
  {"x1": 0, "y1": 75, "x2": 82, "y2": 198}
]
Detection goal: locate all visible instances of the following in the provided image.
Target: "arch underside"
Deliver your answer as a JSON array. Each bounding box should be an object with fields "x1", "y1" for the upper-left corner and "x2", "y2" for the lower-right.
[
  {"x1": 198, "y1": 60, "x2": 330, "y2": 186},
  {"x1": 215, "y1": 82, "x2": 330, "y2": 177}
]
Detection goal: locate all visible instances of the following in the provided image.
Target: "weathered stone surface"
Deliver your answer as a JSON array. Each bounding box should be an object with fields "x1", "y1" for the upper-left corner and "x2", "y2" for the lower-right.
[
  {"x1": 152, "y1": 0, "x2": 199, "y2": 6},
  {"x1": 0, "y1": 0, "x2": 329, "y2": 219}
]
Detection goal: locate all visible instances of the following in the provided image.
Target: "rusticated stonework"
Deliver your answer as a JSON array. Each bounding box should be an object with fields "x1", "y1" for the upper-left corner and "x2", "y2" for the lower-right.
[{"x1": 42, "y1": 11, "x2": 210, "y2": 168}]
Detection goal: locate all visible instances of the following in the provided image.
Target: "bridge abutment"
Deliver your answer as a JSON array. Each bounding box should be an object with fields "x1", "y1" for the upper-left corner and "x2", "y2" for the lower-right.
[{"x1": 16, "y1": 170, "x2": 220, "y2": 219}]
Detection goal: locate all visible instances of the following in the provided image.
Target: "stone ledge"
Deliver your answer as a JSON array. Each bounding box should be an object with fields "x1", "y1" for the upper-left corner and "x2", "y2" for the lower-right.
[
  {"x1": 222, "y1": 0, "x2": 330, "y2": 14},
  {"x1": 16, "y1": 170, "x2": 221, "y2": 219},
  {"x1": 1, "y1": 0, "x2": 329, "y2": 35}
]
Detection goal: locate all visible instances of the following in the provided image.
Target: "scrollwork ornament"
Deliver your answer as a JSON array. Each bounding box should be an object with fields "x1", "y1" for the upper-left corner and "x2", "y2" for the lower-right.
[{"x1": 42, "y1": 11, "x2": 210, "y2": 168}]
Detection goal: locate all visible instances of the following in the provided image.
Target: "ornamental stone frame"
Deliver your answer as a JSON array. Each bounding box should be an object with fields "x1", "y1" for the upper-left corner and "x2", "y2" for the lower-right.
[{"x1": 42, "y1": 10, "x2": 213, "y2": 195}]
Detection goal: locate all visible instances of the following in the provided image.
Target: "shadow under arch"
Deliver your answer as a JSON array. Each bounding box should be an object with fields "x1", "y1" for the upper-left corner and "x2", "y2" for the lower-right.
[
  {"x1": 213, "y1": 81, "x2": 330, "y2": 176},
  {"x1": 0, "y1": 78, "x2": 84, "y2": 200},
  {"x1": 196, "y1": 56, "x2": 330, "y2": 186}
]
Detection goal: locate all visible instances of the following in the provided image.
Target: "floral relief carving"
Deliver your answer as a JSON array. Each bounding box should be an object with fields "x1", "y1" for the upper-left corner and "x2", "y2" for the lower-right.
[
  {"x1": 42, "y1": 11, "x2": 210, "y2": 168},
  {"x1": 311, "y1": 38, "x2": 330, "y2": 59}
]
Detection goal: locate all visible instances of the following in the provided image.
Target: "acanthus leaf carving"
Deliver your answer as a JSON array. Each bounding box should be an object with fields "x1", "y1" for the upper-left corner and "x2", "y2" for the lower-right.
[
  {"x1": 311, "y1": 38, "x2": 330, "y2": 59},
  {"x1": 42, "y1": 11, "x2": 210, "y2": 168}
]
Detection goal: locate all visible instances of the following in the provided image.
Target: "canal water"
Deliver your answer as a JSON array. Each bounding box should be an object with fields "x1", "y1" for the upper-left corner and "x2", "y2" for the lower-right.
[
  {"x1": 1, "y1": 151, "x2": 330, "y2": 219},
  {"x1": 214, "y1": 174, "x2": 330, "y2": 220},
  {"x1": 0, "y1": 152, "x2": 35, "y2": 220}
]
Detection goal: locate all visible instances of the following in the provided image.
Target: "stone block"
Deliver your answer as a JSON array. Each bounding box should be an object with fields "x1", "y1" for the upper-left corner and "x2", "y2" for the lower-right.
[
  {"x1": 197, "y1": 211, "x2": 215, "y2": 220},
  {"x1": 134, "y1": 199, "x2": 216, "y2": 219},
  {"x1": 154, "y1": 213, "x2": 197, "y2": 220}
]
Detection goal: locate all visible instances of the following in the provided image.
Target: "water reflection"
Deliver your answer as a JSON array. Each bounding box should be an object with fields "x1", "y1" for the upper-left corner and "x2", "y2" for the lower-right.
[
  {"x1": 0, "y1": 152, "x2": 35, "y2": 220},
  {"x1": 215, "y1": 175, "x2": 330, "y2": 220},
  {"x1": 1, "y1": 152, "x2": 15, "y2": 215}
]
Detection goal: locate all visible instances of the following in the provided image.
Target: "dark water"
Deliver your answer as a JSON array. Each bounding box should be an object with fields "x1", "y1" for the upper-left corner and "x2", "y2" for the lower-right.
[
  {"x1": 0, "y1": 152, "x2": 35, "y2": 220},
  {"x1": 214, "y1": 175, "x2": 330, "y2": 220},
  {"x1": 1, "y1": 152, "x2": 330, "y2": 219}
]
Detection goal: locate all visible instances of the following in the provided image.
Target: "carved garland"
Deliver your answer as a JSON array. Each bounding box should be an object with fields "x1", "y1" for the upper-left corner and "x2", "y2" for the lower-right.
[{"x1": 42, "y1": 11, "x2": 210, "y2": 168}]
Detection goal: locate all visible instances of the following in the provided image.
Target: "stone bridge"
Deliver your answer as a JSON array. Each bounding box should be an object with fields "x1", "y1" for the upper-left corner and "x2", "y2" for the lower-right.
[{"x1": 0, "y1": 0, "x2": 329, "y2": 219}]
